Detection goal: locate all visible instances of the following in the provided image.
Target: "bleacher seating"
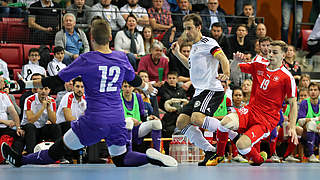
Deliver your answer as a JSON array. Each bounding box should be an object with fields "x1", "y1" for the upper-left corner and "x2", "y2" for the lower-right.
[
  {"x1": 0, "y1": 43, "x2": 24, "y2": 69},
  {"x1": 23, "y1": 44, "x2": 41, "y2": 62},
  {"x1": 0, "y1": 18, "x2": 29, "y2": 43},
  {"x1": 301, "y1": 29, "x2": 312, "y2": 51}
]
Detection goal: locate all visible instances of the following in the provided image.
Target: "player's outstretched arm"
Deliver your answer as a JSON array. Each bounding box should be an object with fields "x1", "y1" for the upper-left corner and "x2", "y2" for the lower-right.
[
  {"x1": 127, "y1": 75, "x2": 158, "y2": 96},
  {"x1": 287, "y1": 97, "x2": 299, "y2": 145},
  {"x1": 171, "y1": 42, "x2": 189, "y2": 69},
  {"x1": 17, "y1": 72, "x2": 65, "y2": 90}
]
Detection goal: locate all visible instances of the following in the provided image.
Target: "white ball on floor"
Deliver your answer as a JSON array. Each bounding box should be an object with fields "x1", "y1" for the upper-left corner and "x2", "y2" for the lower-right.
[{"x1": 34, "y1": 142, "x2": 54, "y2": 153}]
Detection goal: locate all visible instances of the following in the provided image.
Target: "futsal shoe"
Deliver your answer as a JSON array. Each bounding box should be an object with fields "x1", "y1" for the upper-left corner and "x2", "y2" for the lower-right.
[
  {"x1": 198, "y1": 151, "x2": 216, "y2": 166},
  {"x1": 249, "y1": 151, "x2": 267, "y2": 166},
  {"x1": 1, "y1": 142, "x2": 22, "y2": 167},
  {"x1": 146, "y1": 148, "x2": 178, "y2": 167},
  {"x1": 205, "y1": 155, "x2": 225, "y2": 166},
  {"x1": 232, "y1": 154, "x2": 248, "y2": 163},
  {"x1": 284, "y1": 155, "x2": 300, "y2": 163}
]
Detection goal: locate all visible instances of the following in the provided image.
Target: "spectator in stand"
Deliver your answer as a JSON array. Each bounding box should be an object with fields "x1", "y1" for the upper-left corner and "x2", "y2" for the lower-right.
[
  {"x1": 281, "y1": 0, "x2": 303, "y2": 44},
  {"x1": 21, "y1": 79, "x2": 61, "y2": 154},
  {"x1": 47, "y1": 46, "x2": 67, "y2": 76},
  {"x1": 231, "y1": 3, "x2": 257, "y2": 38},
  {"x1": 114, "y1": 13, "x2": 145, "y2": 70},
  {"x1": 0, "y1": 76, "x2": 25, "y2": 158},
  {"x1": 241, "y1": 79, "x2": 252, "y2": 105},
  {"x1": 148, "y1": 0, "x2": 174, "y2": 38},
  {"x1": 55, "y1": 13, "x2": 90, "y2": 66},
  {"x1": 138, "y1": 41, "x2": 169, "y2": 86},
  {"x1": 172, "y1": 0, "x2": 194, "y2": 37},
  {"x1": 0, "y1": 58, "x2": 9, "y2": 80},
  {"x1": 120, "y1": 0, "x2": 149, "y2": 32},
  {"x1": 231, "y1": 87, "x2": 245, "y2": 109},
  {"x1": 56, "y1": 80, "x2": 74, "y2": 108},
  {"x1": 92, "y1": 0, "x2": 126, "y2": 38},
  {"x1": 28, "y1": 0, "x2": 61, "y2": 45},
  {"x1": 200, "y1": 0, "x2": 227, "y2": 37},
  {"x1": 142, "y1": 25, "x2": 158, "y2": 55},
  {"x1": 210, "y1": 22, "x2": 230, "y2": 58},
  {"x1": 158, "y1": 71, "x2": 188, "y2": 154},
  {"x1": 56, "y1": 77, "x2": 85, "y2": 134},
  {"x1": 234, "y1": 0, "x2": 256, "y2": 16},
  {"x1": 66, "y1": 0, "x2": 94, "y2": 31},
  {"x1": 283, "y1": 45, "x2": 301, "y2": 85},
  {"x1": 228, "y1": 24, "x2": 254, "y2": 59},
  {"x1": 298, "y1": 73, "x2": 311, "y2": 92},
  {"x1": 255, "y1": 23, "x2": 267, "y2": 40},
  {"x1": 21, "y1": 48, "x2": 46, "y2": 81}
]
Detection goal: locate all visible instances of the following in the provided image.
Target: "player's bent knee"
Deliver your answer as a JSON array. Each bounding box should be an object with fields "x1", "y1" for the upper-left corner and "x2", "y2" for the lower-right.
[
  {"x1": 125, "y1": 117, "x2": 134, "y2": 130},
  {"x1": 190, "y1": 112, "x2": 205, "y2": 126},
  {"x1": 176, "y1": 114, "x2": 190, "y2": 130},
  {"x1": 48, "y1": 137, "x2": 70, "y2": 161},
  {"x1": 220, "y1": 113, "x2": 239, "y2": 130},
  {"x1": 236, "y1": 135, "x2": 251, "y2": 150},
  {"x1": 306, "y1": 121, "x2": 317, "y2": 132},
  {"x1": 151, "y1": 120, "x2": 162, "y2": 130}
]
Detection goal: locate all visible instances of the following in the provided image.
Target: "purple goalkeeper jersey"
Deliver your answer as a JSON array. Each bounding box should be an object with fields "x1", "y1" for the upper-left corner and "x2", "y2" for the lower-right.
[{"x1": 58, "y1": 51, "x2": 135, "y2": 126}]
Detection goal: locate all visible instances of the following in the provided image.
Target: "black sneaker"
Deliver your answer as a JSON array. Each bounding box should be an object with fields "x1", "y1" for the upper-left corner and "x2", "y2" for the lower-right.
[
  {"x1": 146, "y1": 148, "x2": 178, "y2": 167},
  {"x1": 198, "y1": 151, "x2": 216, "y2": 166},
  {"x1": 1, "y1": 142, "x2": 22, "y2": 167}
]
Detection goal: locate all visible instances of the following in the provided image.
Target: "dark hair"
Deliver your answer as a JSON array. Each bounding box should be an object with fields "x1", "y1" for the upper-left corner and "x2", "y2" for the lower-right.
[
  {"x1": 232, "y1": 87, "x2": 243, "y2": 96},
  {"x1": 183, "y1": 13, "x2": 202, "y2": 27},
  {"x1": 167, "y1": 71, "x2": 178, "y2": 77},
  {"x1": 308, "y1": 82, "x2": 320, "y2": 91},
  {"x1": 180, "y1": 41, "x2": 192, "y2": 51},
  {"x1": 211, "y1": 22, "x2": 222, "y2": 29},
  {"x1": 270, "y1": 40, "x2": 288, "y2": 53},
  {"x1": 91, "y1": 19, "x2": 111, "y2": 45},
  {"x1": 258, "y1": 36, "x2": 272, "y2": 44},
  {"x1": 127, "y1": 13, "x2": 138, "y2": 22},
  {"x1": 53, "y1": 46, "x2": 64, "y2": 54},
  {"x1": 72, "y1": 77, "x2": 82, "y2": 86},
  {"x1": 138, "y1": 70, "x2": 149, "y2": 76},
  {"x1": 90, "y1": 15, "x2": 103, "y2": 25},
  {"x1": 236, "y1": 24, "x2": 247, "y2": 31},
  {"x1": 28, "y1": 48, "x2": 39, "y2": 56},
  {"x1": 243, "y1": 3, "x2": 254, "y2": 9}
]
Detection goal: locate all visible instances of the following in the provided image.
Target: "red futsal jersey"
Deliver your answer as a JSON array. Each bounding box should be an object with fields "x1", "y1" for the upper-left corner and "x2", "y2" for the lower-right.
[{"x1": 239, "y1": 56, "x2": 297, "y2": 131}]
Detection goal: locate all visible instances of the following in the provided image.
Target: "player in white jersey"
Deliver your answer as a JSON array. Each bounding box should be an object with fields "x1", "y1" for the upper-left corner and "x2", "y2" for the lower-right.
[
  {"x1": 171, "y1": 13, "x2": 230, "y2": 166},
  {"x1": 47, "y1": 46, "x2": 67, "y2": 76},
  {"x1": 56, "y1": 77, "x2": 86, "y2": 134}
]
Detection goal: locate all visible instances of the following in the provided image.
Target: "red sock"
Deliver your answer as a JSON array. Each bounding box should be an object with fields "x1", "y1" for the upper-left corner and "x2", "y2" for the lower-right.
[
  {"x1": 270, "y1": 136, "x2": 278, "y2": 155},
  {"x1": 231, "y1": 141, "x2": 238, "y2": 157},
  {"x1": 216, "y1": 129, "x2": 229, "y2": 156},
  {"x1": 284, "y1": 139, "x2": 297, "y2": 157},
  {"x1": 254, "y1": 141, "x2": 261, "y2": 153},
  {"x1": 246, "y1": 146, "x2": 264, "y2": 164}
]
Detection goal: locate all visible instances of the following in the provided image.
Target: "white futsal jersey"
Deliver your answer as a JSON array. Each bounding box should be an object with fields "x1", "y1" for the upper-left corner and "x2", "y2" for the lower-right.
[{"x1": 189, "y1": 36, "x2": 224, "y2": 96}]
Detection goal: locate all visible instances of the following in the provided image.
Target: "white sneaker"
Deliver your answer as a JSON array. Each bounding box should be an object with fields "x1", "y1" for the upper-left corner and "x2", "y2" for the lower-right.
[
  {"x1": 232, "y1": 154, "x2": 248, "y2": 163},
  {"x1": 270, "y1": 155, "x2": 281, "y2": 163},
  {"x1": 284, "y1": 155, "x2": 300, "y2": 163},
  {"x1": 146, "y1": 148, "x2": 178, "y2": 167},
  {"x1": 308, "y1": 154, "x2": 320, "y2": 163}
]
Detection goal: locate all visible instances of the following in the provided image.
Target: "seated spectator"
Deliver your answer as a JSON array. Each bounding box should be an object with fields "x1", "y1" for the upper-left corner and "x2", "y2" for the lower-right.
[
  {"x1": 92, "y1": 0, "x2": 126, "y2": 38},
  {"x1": 28, "y1": 0, "x2": 61, "y2": 45},
  {"x1": 121, "y1": 81, "x2": 162, "y2": 152},
  {"x1": 148, "y1": 0, "x2": 174, "y2": 38},
  {"x1": 66, "y1": 0, "x2": 94, "y2": 31},
  {"x1": 306, "y1": 14, "x2": 320, "y2": 63},
  {"x1": 120, "y1": 0, "x2": 149, "y2": 32},
  {"x1": 231, "y1": 87, "x2": 245, "y2": 109},
  {"x1": 20, "y1": 81, "x2": 61, "y2": 154},
  {"x1": 227, "y1": 24, "x2": 254, "y2": 59},
  {"x1": 172, "y1": 0, "x2": 194, "y2": 37},
  {"x1": 138, "y1": 70, "x2": 160, "y2": 117},
  {"x1": 138, "y1": 41, "x2": 169, "y2": 85},
  {"x1": 56, "y1": 77, "x2": 85, "y2": 134},
  {"x1": 0, "y1": 58, "x2": 9, "y2": 80},
  {"x1": 0, "y1": 76, "x2": 25, "y2": 158},
  {"x1": 56, "y1": 80, "x2": 74, "y2": 108},
  {"x1": 255, "y1": 23, "x2": 267, "y2": 40},
  {"x1": 19, "y1": 73, "x2": 43, "y2": 120},
  {"x1": 241, "y1": 79, "x2": 252, "y2": 105},
  {"x1": 142, "y1": 25, "x2": 158, "y2": 54},
  {"x1": 298, "y1": 73, "x2": 311, "y2": 92},
  {"x1": 55, "y1": 13, "x2": 90, "y2": 65},
  {"x1": 21, "y1": 48, "x2": 46, "y2": 81},
  {"x1": 200, "y1": 0, "x2": 227, "y2": 37},
  {"x1": 47, "y1": 46, "x2": 67, "y2": 76},
  {"x1": 210, "y1": 22, "x2": 231, "y2": 58},
  {"x1": 114, "y1": 13, "x2": 145, "y2": 70},
  {"x1": 283, "y1": 45, "x2": 301, "y2": 85},
  {"x1": 230, "y1": 2, "x2": 257, "y2": 38}
]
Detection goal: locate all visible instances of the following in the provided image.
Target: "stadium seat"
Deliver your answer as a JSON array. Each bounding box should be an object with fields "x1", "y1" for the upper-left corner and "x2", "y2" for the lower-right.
[
  {"x1": 6, "y1": 22, "x2": 30, "y2": 43},
  {"x1": 301, "y1": 29, "x2": 312, "y2": 51},
  {"x1": 0, "y1": 22, "x2": 6, "y2": 42},
  {"x1": 2, "y1": 18, "x2": 24, "y2": 23},
  {"x1": 0, "y1": 43, "x2": 23, "y2": 69},
  {"x1": 23, "y1": 44, "x2": 40, "y2": 62},
  {"x1": 12, "y1": 68, "x2": 22, "y2": 81}
]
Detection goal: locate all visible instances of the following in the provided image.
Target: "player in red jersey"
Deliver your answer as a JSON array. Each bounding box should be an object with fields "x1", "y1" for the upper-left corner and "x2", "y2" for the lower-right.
[{"x1": 208, "y1": 40, "x2": 299, "y2": 166}]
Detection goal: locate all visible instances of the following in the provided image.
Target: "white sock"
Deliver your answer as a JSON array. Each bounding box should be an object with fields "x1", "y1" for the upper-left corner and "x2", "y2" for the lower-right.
[
  {"x1": 202, "y1": 116, "x2": 220, "y2": 132},
  {"x1": 228, "y1": 130, "x2": 238, "y2": 140},
  {"x1": 183, "y1": 124, "x2": 216, "y2": 152}
]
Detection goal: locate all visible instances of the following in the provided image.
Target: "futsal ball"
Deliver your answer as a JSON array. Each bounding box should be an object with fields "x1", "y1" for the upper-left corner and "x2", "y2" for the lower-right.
[{"x1": 34, "y1": 142, "x2": 54, "y2": 153}]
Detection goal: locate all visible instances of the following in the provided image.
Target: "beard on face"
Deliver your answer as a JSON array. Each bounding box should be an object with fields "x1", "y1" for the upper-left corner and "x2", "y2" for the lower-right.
[
  {"x1": 101, "y1": 2, "x2": 110, "y2": 8},
  {"x1": 128, "y1": 2, "x2": 137, "y2": 7}
]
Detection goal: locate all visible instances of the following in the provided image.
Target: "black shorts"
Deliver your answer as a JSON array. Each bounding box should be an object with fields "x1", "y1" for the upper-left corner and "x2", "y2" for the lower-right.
[{"x1": 181, "y1": 90, "x2": 224, "y2": 117}]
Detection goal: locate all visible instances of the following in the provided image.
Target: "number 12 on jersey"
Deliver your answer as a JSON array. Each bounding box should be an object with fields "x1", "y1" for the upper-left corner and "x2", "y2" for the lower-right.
[
  {"x1": 260, "y1": 79, "x2": 270, "y2": 90},
  {"x1": 99, "y1": 66, "x2": 120, "y2": 92}
]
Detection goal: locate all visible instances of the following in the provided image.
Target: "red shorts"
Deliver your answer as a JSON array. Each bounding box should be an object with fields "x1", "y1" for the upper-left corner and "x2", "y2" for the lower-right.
[{"x1": 235, "y1": 107, "x2": 274, "y2": 145}]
